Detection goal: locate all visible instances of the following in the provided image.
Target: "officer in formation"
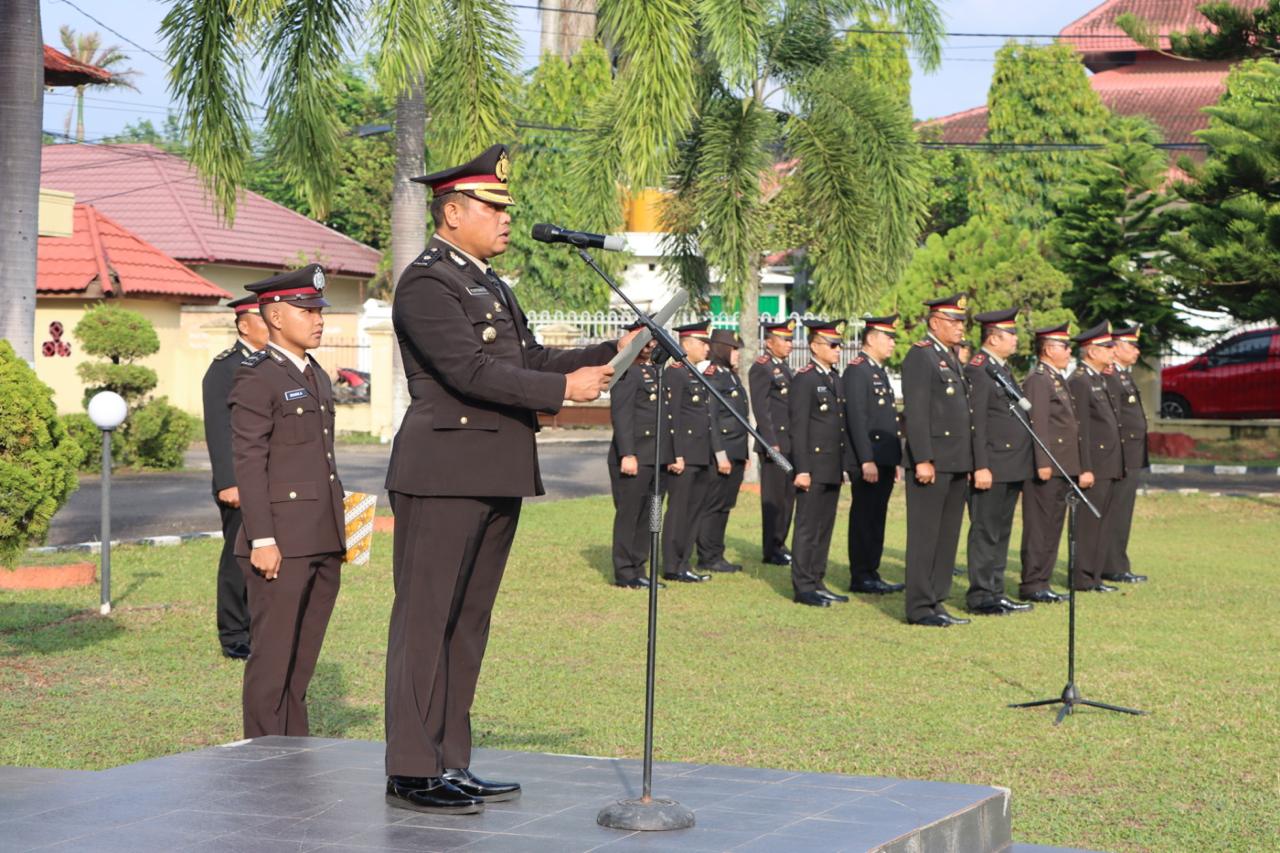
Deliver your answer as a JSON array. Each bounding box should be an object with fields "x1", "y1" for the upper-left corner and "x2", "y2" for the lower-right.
[
  {"x1": 842, "y1": 314, "x2": 905, "y2": 595},
  {"x1": 695, "y1": 329, "x2": 749, "y2": 573},
  {"x1": 607, "y1": 325, "x2": 665, "y2": 588},
  {"x1": 228, "y1": 265, "x2": 346, "y2": 737},
  {"x1": 963, "y1": 309, "x2": 1034, "y2": 617},
  {"x1": 749, "y1": 318, "x2": 797, "y2": 565},
  {"x1": 789, "y1": 320, "x2": 852, "y2": 607},
  {"x1": 901, "y1": 295, "x2": 973, "y2": 627},
  {"x1": 202, "y1": 294, "x2": 268, "y2": 659},
  {"x1": 1103, "y1": 324, "x2": 1149, "y2": 584},
  {"x1": 660, "y1": 322, "x2": 716, "y2": 583},
  {"x1": 1067, "y1": 322, "x2": 1124, "y2": 593}
]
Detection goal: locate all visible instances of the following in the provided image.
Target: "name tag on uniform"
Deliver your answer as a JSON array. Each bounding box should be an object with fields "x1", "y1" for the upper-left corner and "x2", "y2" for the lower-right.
[
  {"x1": 284, "y1": 388, "x2": 309, "y2": 401},
  {"x1": 467, "y1": 286, "x2": 489, "y2": 296}
]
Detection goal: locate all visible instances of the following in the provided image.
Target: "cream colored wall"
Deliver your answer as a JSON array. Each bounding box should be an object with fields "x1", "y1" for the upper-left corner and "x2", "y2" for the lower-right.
[
  {"x1": 38, "y1": 189, "x2": 75, "y2": 238},
  {"x1": 189, "y1": 264, "x2": 366, "y2": 314}
]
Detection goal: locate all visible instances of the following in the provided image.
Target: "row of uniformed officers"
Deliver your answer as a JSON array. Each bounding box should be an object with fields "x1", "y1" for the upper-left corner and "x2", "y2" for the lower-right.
[{"x1": 608, "y1": 295, "x2": 1149, "y2": 626}]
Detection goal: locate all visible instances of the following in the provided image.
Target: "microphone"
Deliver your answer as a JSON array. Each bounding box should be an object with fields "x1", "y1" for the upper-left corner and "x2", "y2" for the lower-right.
[
  {"x1": 531, "y1": 223, "x2": 625, "y2": 252},
  {"x1": 986, "y1": 361, "x2": 1032, "y2": 412}
]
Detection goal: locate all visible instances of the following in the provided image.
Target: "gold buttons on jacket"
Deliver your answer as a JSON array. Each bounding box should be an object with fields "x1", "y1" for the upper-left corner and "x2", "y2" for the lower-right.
[
  {"x1": 494, "y1": 301, "x2": 502, "y2": 311},
  {"x1": 877, "y1": 398, "x2": 885, "y2": 405},
  {"x1": 329, "y1": 474, "x2": 335, "y2": 481},
  {"x1": 944, "y1": 430, "x2": 951, "y2": 436},
  {"x1": 814, "y1": 446, "x2": 821, "y2": 452},
  {"x1": 296, "y1": 406, "x2": 304, "y2": 415},
  {"x1": 482, "y1": 326, "x2": 497, "y2": 343},
  {"x1": 288, "y1": 491, "x2": 297, "y2": 499},
  {"x1": 945, "y1": 386, "x2": 955, "y2": 396},
  {"x1": 649, "y1": 393, "x2": 657, "y2": 401},
  {"x1": 819, "y1": 404, "x2": 828, "y2": 412},
  {"x1": 460, "y1": 416, "x2": 469, "y2": 425},
  {"x1": 691, "y1": 395, "x2": 700, "y2": 402},
  {"x1": 486, "y1": 312, "x2": 493, "y2": 320}
]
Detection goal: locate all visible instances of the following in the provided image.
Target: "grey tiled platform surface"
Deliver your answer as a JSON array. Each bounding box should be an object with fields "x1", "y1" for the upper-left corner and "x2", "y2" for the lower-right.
[{"x1": 0, "y1": 737, "x2": 1015, "y2": 852}]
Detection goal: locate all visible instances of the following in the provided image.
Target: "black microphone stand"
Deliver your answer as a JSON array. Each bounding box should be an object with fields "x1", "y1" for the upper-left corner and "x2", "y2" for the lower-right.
[
  {"x1": 998, "y1": 381, "x2": 1145, "y2": 724},
  {"x1": 573, "y1": 246, "x2": 792, "y2": 832}
]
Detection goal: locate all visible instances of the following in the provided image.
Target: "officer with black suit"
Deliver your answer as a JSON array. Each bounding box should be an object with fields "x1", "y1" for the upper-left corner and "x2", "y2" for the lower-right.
[
  {"x1": 789, "y1": 320, "x2": 851, "y2": 607},
  {"x1": 661, "y1": 321, "x2": 715, "y2": 582},
  {"x1": 963, "y1": 308, "x2": 1034, "y2": 616},
  {"x1": 841, "y1": 314, "x2": 905, "y2": 595},
  {"x1": 1103, "y1": 324, "x2": 1149, "y2": 584},
  {"x1": 202, "y1": 295, "x2": 268, "y2": 659},
  {"x1": 748, "y1": 318, "x2": 797, "y2": 565},
  {"x1": 1018, "y1": 323, "x2": 1080, "y2": 603},
  {"x1": 229, "y1": 265, "x2": 346, "y2": 738},
  {"x1": 902, "y1": 294, "x2": 973, "y2": 627},
  {"x1": 695, "y1": 329, "x2": 749, "y2": 573},
  {"x1": 1068, "y1": 322, "x2": 1124, "y2": 593},
  {"x1": 382, "y1": 145, "x2": 637, "y2": 814},
  {"x1": 608, "y1": 330, "x2": 666, "y2": 588}
]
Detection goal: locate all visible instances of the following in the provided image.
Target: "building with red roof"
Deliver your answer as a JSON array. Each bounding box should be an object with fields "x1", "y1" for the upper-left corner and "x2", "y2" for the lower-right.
[
  {"x1": 920, "y1": 0, "x2": 1268, "y2": 157},
  {"x1": 43, "y1": 44, "x2": 112, "y2": 86}
]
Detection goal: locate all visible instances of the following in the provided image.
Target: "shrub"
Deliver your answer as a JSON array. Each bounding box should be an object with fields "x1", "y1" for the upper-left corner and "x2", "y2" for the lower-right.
[
  {"x1": 61, "y1": 413, "x2": 126, "y2": 474},
  {"x1": 73, "y1": 304, "x2": 160, "y2": 405},
  {"x1": 122, "y1": 397, "x2": 198, "y2": 470},
  {"x1": 0, "y1": 341, "x2": 84, "y2": 567}
]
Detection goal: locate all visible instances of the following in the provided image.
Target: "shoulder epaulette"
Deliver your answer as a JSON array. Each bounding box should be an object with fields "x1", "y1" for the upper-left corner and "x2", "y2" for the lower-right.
[
  {"x1": 798, "y1": 364, "x2": 815, "y2": 373},
  {"x1": 411, "y1": 246, "x2": 443, "y2": 268},
  {"x1": 241, "y1": 350, "x2": 270, "y2": 368},
  {"x1": 214, "y1": 346, "x2": 238, "y2": 361},
  {"x1": 755, "y1": 354, "x2": 769, "y2": 364},
  {"x1": 914, "y1": 339, "x2": 931, "y2": 348},
  {"x1": 849, "y1": 355, "x2": 865, "y2": 366},
  {"x1": 970, "y1": 352, "x2": 987, "y2": 367},
  {"x1": 669, "y1": 361, "x2": 686, "y2": 370},
  {"x1": 1035, "y1": 363, "x2": 1047, "y2": 374}
]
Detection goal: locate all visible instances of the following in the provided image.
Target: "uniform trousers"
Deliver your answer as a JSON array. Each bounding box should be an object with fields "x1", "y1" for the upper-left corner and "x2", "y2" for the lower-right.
[
  {"x1": 1019, "y1": 476, "x2": 1070, "y2": 597},
  {"x1": 385, "y1": 493, "x2": 521, "y2": 777},
  {"x1": 848, "y1": 468, "x2": 895, "y2": 584},
  {"x1": 696, "y1": 459, "x2": 746, "y2": 567},
  {"x1": 965, "y1": 481, "x2": 1022, "y2": 608},
  {"x1": 608, "y1": 452, "x2": 658, "y2": 583},
  {"x1": 239, "y1": 551, "x2": 342, "y2": 738},
  {"x1": 1074, "y1": 478, "x2": 1115, "y2": 589},
  {"x1": 217, "y1": 503, "x2": 251, "y2": 649},
  {"x1": 904, "y1": 472, "x2": 967, "y2": 622},
  {"x1": 1105, "y1": 469, "x2": 1140, "y2": 574},
  {"x1": 758, "y1": 453, "x2": 795, "y2": 559},
  {"x1": 661, "y1": 464, "x2": 710, "y2": 575},
  {"x1": 791, "y1": 481, "x2": 841, "y2": 594}
]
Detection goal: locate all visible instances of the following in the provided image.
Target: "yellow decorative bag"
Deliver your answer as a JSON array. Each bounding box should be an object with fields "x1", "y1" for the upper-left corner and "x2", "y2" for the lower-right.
[{"x1": 343, "y1": 491, "x2": 378, "y2": 565}]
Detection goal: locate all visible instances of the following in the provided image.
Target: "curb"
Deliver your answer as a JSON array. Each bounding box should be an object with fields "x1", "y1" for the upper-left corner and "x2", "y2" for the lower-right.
[
  {"x1": 30, "y1": 530, "x2": 222, "y2": 556},
  {"x1": 1149, "y1": 463, "x2": 1280, "y2": 475}
]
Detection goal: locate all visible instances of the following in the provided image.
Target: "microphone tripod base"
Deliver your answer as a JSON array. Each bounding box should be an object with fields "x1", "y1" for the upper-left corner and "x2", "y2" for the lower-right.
[
  {"x1": 1009, "y1": 682, "x2": 1146, "y2": 726},
  {"x1": 597, "y1": 797, "x2": 696, "y2": 832}
]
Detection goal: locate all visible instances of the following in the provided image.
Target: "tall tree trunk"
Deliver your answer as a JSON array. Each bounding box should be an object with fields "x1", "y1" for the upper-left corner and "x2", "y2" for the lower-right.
[
  {"x1": 739, "y1": 265, "x2": 761, "y2": 483},
  {"x1": 389, "y1": 81, "x2": 428, "y2": 433},
  {"x1": 0, "y1": 0, "x2": 44, "y2": 364},
  {"x1": 76, "y1": 86, "x2": 86, "y2": 142},
  {"x1": 538, "y1": 0, "x2": 596, "y2": 59}
]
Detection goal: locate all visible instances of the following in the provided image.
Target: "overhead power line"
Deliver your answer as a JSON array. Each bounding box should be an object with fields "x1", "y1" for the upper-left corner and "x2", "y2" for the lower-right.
[{"x1": 55, "y1": 0, "x2": 169, "y2": 64}]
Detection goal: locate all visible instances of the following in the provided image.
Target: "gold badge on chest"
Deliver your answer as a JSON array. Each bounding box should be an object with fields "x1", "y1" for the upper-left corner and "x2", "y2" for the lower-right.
[{"x1": 482, "y1": 326, "x2": 497, "y2": 343}]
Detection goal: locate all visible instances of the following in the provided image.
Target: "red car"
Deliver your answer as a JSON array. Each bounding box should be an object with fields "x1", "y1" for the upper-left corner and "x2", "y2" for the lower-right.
[{"x1": 1161, "y1": 326, "x2": 1280, "y2": 419}]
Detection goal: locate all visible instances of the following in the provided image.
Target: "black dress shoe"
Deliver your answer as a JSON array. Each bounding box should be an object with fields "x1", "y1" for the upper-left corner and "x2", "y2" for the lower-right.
[
  {"x1": 1020, "y1": 590, "x2": 1069, "y2": 604},
  {"x1": 762, "y1": 553, "x2": 791, "y2": 565},
  {"x1": 386, "y1": 776, "x2": 484, "y2": 814},
  {"x1": 815, "y1": 586, "x2": 849, "y2": 603},
  {"x1": 442, "y1": 768, "x2": 521, "y2": 802},
  {"x1": 793, "y1": 590, "x2": 831, "y2": 607},
  {"x1": 849, "y1": 577, "x2": 905, "y2": 595},
  {"x1": 1103, "y1": 572, "x2": 1148, "y2": 583},
  {"x1": 997, "y1": 597, "x2": 1033, "y2": 613},
  {"x1": 780, "y1": 547, "x2": 793, "y2": 559},
  {"x1": 1079, "y1": 583, "x2": 1118, "y2": 593},
  {"x1": 909, "y1": 614, "x2": 951, "y2": 627},
  {"x1": 701, "y1": 560, "x2": 742, "y2": 573},
  {"x1": 615, "y1": 577, "x2": 664, "y2": 589},
  {"x1": 221, "y1": 642, "x2": 250, "y2": 660},
  {"x1": 966, "y1": 602, "x2": 1008, "y2": 616},
  {"x1": 663, "y1": 570, "x2": 710, "y2": 583},
  {"x1": 936, "y1": 610, "x2": 971, "y2": 626}
]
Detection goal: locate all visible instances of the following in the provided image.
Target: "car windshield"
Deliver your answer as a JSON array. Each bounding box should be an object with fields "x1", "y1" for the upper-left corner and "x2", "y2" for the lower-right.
[{"x1": 1209, "y1": 332, "x2": 1272, "y2": 365}]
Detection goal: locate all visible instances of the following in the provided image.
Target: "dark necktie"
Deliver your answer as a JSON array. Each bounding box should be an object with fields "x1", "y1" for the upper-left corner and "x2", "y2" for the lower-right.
[
  {"x1": 484, "y1": 268, "x2": 511, "y2": 311},
  {"x1": 302, "y1": 363, "x2": 320, "y2": 397}
]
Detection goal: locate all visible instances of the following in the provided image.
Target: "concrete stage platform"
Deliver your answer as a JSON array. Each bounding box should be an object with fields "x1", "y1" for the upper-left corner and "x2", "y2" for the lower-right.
[{"x1": 0, "y1": 737, "x2": 1091, "y2": 852}]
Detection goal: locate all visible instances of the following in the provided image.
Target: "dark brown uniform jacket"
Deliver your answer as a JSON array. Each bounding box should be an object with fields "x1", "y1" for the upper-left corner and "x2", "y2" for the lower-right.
[
  {"x1": 1023, "y1": 363, "x2": 1083, "y2": 477},
  {"x1": 384, "y1": 237, "x2": 615, "y2": 497},
  {"x1": 204, "y1": 342, "x2": 256, "y2": 496},
  {"x1": 230, "y1": 347, "x2": 346, "y2": 557},
  {"x1": 1068, "y1": 363, "x2": 1125, "y2": 481},
  {"x1": 666, "y1": 361, "x2": 714, "y2": 466},
  {"x1": 748, "y1": 355, "x2": 793, "y2": 454},
  {"x1": 902, "y1": 337, "x2": 973, "y2": 473},
  {"x1": 789, "y1": 363, "x2": 850, "y2": 485},
  {"x1": 842, "y1": 353, "x2": 902, "y2": 468},
  {"x1": 965, "y1": 351, "x2": 1033, "y2": 483},
  {"x1": 1107, "y1": 367, "x2": 1149, "y2": 471}
]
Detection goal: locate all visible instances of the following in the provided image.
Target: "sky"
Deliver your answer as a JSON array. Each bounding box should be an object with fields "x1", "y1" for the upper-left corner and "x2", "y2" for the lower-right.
[{"x1": 40, "y1": 0, "x2": 1105, "y2": 143}]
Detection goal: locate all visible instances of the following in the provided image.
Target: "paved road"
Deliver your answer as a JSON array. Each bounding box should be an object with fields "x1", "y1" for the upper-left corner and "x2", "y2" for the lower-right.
[{"x1": 44, "y1": 437, "x2": 1280, "y2": 546}]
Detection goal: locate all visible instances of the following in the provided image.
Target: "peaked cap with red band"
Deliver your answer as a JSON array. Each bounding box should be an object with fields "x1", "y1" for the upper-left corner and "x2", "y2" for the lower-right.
[
  {"x1": 1034, "y1": 322, "x2": 1071, "y2": 342},
  {"x1": 411, "y1": 143, "x2": 515, "y2": 206},
  {"x1": 804, "y1": 318, "x2": 846, "y2": 343},
  {"x1": 1072, "y1": 321, "x2": 1114, "y2": 347},
  {"x1": 924, "y1": 292, "x2": 968, "y2": 319},
  {"x1": 1112, "y1": 323, "x2": 1141, "y2": 343},
  {"x1": 975, "y1": 307, "x2": 1018, "y2": 332},
  {"x1": 247, "y1": 263, "x2": 330, "y2": 309},
  {"x1": 227, "y1": 294, "x2": 259, "y2": 316},
  {"x1": 761, "y1": 317, "x2": 797, "y2": 339},
  {"x1": 862, "y1": 313, "x2": 899, "y2": 336},
  {"x1": 673, "y1": 320, "x2": 713, "y2": 341}
]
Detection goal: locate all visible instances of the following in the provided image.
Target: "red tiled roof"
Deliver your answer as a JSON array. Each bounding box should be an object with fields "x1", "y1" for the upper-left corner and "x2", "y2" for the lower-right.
[
  {"x1": 43, "y1": 44, "x2": 112, "y2": 87},
  {"x1": 1059, "y1": 0, "x2": 1270, "y2": 54},
  {"x1": 39, "y1": 144, "x2": 381, "y2": 277},
  {"x1": 39, "y1": 204, "x2": 232, "y2": 302},
  {"x1": 919, "y1": 60, "x2": 1231, "y2": 146}
]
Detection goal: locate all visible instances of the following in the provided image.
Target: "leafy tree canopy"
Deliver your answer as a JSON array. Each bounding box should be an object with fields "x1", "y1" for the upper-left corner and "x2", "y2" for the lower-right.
[{"x1": 1119, "y1": 1, "x2": 1280, "y2": 61}]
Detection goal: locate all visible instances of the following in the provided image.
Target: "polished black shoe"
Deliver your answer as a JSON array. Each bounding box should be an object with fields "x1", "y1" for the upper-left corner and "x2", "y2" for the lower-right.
[
  {"x1": 1103, "y1": 572, "x2": 1148, "y2": 583},
  {"x1": 849, "y1": 577, "x2": 905, "y2": 595},
  {"x1": 701, "y1": 560, "x2": 743, "y2": 573},
  {"x1": 937, "y1": 610, "x2": 971, "y2": 626},
  {"x1": 815, "y1": 586, "x2": 849, "y2": 603},
  {"x1": 221, "y1": 642, "x2": 250, "y2": 660},
  {"x1": 1079, "y1": 583, "x2": 1118, "y2": 593},
  {"x1": 663, "y1": 570, "x2": 710, "y2": 583},
  {"x1": 1020, "y1": 590, "x2": 1069, "y2": 604},
  {"x1": 793, "y1": 590, "x2": 831, "y2": 607},
  {"x1": 762, "y1": 553, "x2": 791, "y2": 565},
  {"x1": 909, "y1": 614, "x2": 951, "y2": 627},
  {"x1": 386, "y1": 776, "x2": 484, "y2": 814},
  {"x1": 442, "y1": 768, "x2": 521, "y2": 802},
  {"x1": 615, "y1": 577, "x2": 664, "y2": 589},
  {"x1": 967, "y1": 602, "x2": 1009, "y2": 616},
  {"x1": 997, "y1": 597, "x2": 1033, "y2": 613}
]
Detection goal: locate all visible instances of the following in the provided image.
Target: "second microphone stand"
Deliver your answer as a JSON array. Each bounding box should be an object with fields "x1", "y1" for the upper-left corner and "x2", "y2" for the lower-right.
[
  {"x1": 998, "y1": 386, "x2": 1145, "y2": 724},
  {"x1": 575, "y1": 247, "x2": 792, "y2": 832}
]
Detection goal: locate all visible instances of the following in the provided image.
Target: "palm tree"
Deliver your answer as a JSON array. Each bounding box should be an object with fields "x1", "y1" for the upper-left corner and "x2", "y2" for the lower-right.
[
  {"x1": 578, "y1": 0, "x2": 943, "y2": 376},
  {"x1": 0, "y1": 0, "x2": 44, "y2": 363},
  {"x1": 57, "y1": 26, "x2": 141, "y2": 142}
]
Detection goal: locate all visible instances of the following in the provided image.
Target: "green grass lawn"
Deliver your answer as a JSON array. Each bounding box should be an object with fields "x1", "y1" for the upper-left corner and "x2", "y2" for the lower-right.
[{"x1": 2, "y1": 490, "x2": 1277, "y2": 852}]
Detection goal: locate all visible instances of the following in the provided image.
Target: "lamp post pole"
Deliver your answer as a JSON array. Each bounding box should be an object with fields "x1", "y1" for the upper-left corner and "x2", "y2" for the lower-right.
[{"x1": 87, "y1": 391, "x2": 128, "y2": 615}]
